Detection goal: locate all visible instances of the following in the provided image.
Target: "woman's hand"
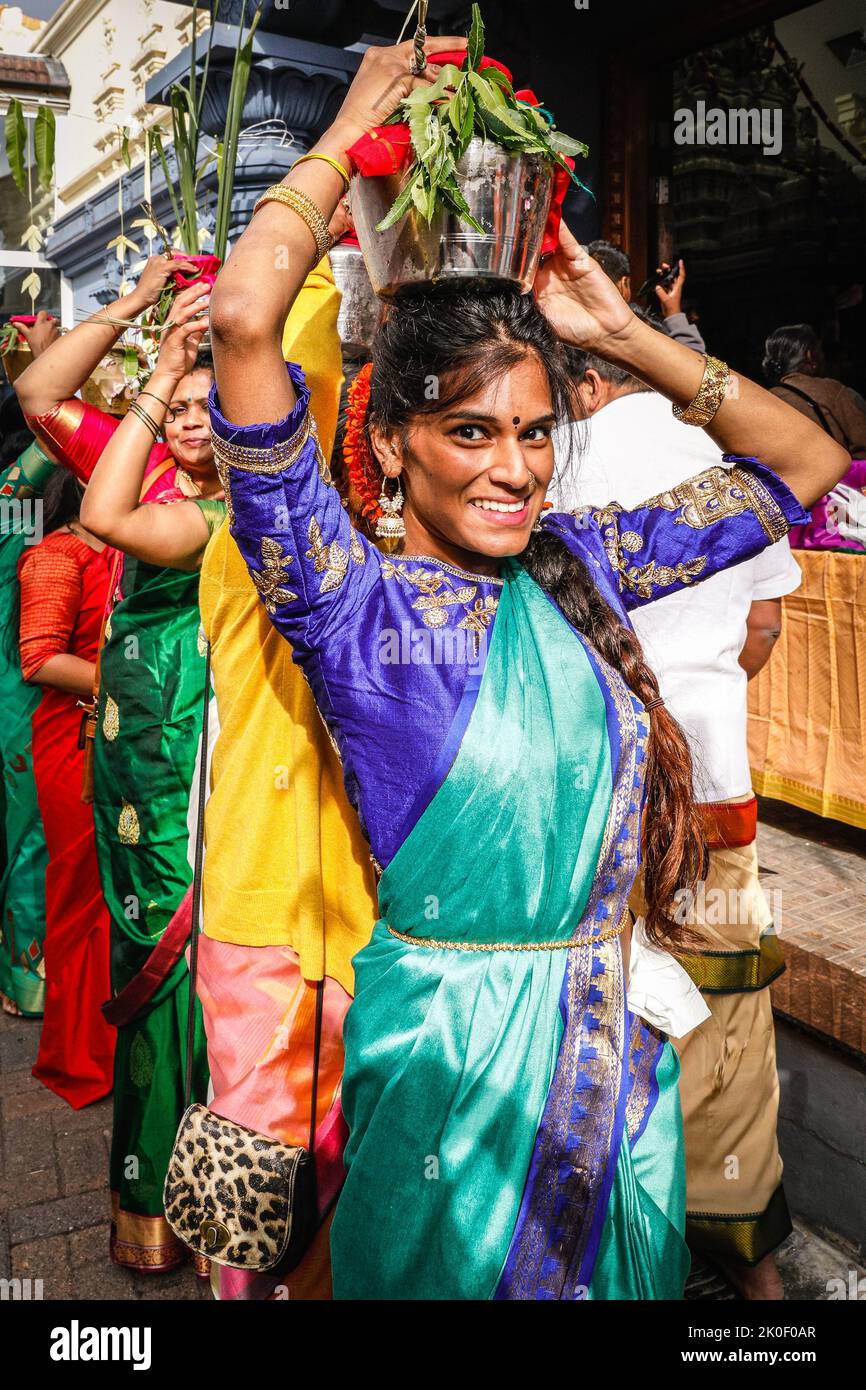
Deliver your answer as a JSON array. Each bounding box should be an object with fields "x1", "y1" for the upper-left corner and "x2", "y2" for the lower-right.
[
  {"x1": 155, "y1": 284, "x2": 210, "y2": 382},
  {"x1": 127, "y1": 253, "x2": 200, "y2": 314},
  {"x1": 535, "y1": 221, "x2": 636, "y2": 356},
  {"x1": 328, "y1": 36, "x2": 468, "y2": 155},
  {"x1": 15, "y1": 311, "x2": 60, "y2": 358}
]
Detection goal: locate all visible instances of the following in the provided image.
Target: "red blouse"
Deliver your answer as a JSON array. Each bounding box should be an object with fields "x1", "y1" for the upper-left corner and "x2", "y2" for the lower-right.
[{"x1": 18, "y1": 532, "x2": 108, "y2": 682}]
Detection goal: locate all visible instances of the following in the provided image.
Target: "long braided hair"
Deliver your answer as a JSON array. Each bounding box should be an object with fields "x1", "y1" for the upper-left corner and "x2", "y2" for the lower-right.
[{"x1": 352, "y1": 280, "x2": 705, "y2": 948}]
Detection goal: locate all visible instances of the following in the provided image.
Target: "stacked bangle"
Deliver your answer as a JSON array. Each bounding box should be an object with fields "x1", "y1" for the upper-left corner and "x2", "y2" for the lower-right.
[
  {"x1": 673, "y1": 354, "x2": 730, "y2": 427},
  {"x1": 290, "y1": 152, "x2": 351, "y2": 191},
  {"x1": 129, "y1": 400, "x2": 160, "y2": 441},
  {"x1": 252, "y1": 184, "x2": 333, "y2": 264},
  {"x1": 139, "y1": 388, "x2": 171, "y2": 410}
]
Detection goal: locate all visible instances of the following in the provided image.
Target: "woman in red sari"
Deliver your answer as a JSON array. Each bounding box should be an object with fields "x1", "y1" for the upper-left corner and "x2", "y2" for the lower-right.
[{"x1": 18, "y1": 469, "x2": 115, "y2": 1107}]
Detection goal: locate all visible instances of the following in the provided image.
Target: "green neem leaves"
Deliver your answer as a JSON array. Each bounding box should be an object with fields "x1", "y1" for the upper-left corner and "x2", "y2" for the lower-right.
[{"x1": 375, "y1": 5, "x2": 588, "y2": 233}]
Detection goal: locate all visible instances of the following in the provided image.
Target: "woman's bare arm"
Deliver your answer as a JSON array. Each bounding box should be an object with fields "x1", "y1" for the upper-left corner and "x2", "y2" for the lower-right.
[
  {"x1": 14, "y1": 256, "x2": 196, "y2": 418},
  {"x1": 80, "y1": 284, "x2": 212, "y2": 570},
  {"x1": 209, "y1": 37, "x2": 467, "y2": 427},
  {"x1": 536, "y1": 226, "x2": 850, "y2": 509},
  {"x1": 25, "y1": 654, "x2": 94, "y2": 700}
]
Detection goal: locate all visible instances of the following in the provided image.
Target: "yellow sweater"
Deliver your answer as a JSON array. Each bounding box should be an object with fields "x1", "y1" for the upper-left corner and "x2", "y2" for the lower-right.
[{"x1": 199, "y1": 259, "x2": 377, "y2": 994}]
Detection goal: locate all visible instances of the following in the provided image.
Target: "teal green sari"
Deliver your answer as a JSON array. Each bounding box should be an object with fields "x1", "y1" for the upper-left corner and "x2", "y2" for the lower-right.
[
  {"x1": 0, "y1": 443, "x2": 55, "y2": 1016},
  {"x1": 331, "y1": 562, "x2": 689, "y2": 1300}
]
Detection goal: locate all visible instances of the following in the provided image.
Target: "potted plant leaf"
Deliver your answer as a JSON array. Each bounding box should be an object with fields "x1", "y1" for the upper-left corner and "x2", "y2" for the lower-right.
[{"x1": 349, "y1": 4, "x2": 589, "y2": 297}]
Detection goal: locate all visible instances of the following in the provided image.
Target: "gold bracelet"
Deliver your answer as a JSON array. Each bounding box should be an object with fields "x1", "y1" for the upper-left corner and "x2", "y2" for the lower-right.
[
  {"x1": 672, "y1": 354, "x2": 730, "y2": 427},
  {"x1": 290, "y1": 152, "x2": 351, "y2": 191},
  {"x1": 252, "y1": 184, "x2": 333, "y2": 263},
  {"x1": 128, "y1": 400, "x2": 159, "y2": 440}
]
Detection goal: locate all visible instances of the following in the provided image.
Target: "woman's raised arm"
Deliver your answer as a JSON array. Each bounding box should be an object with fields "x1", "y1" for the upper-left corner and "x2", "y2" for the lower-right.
[
  {"x1": 536, "y1": 223, "x2": 850, "y2": 509},
  {"x1": 208, "y1": 36, "x2": 467, "y2": 427},
  {"x1": 14, "y1": 255, "x2": 196, "y2": 419},
  {"x1": 79, "y1": 284, "x2": 213, "y2": 571}
]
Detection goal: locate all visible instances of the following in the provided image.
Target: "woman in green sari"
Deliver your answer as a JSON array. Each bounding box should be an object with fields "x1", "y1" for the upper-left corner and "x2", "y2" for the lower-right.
[
  {"x1": 0, "y1": 405, "x2": 55, "y2": 1017},
  {"x1": 206, "y1": 39, "x2": 848, "y2": 1298},
  {"x1": 17, "y1": 265, "x2": 222, "y2": 1273}
]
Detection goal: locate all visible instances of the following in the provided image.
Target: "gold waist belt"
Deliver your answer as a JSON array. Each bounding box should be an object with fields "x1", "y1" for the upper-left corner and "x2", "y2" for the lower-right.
[{"x1": 386, "y1": 906, "x2": 630, "y2": 954}]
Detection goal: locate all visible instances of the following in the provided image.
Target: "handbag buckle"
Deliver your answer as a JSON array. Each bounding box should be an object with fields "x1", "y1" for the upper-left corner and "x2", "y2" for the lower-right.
[{"x1": 200, "y1": 1218, "x2": 231, "y2": 1252}]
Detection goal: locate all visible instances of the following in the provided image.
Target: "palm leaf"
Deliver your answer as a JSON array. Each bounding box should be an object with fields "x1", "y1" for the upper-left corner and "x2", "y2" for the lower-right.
[
  {"x1": 5, "y1": 99, "x2": 27, "y2": 195},
  {"x1": 34, "y1": 105, "x2": 56, "y2": 190}
]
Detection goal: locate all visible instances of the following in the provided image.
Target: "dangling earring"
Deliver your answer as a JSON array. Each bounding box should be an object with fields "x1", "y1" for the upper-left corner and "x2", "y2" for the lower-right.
[{"x1": 375, "y1": 477, "x2": 405, "y2": 551}]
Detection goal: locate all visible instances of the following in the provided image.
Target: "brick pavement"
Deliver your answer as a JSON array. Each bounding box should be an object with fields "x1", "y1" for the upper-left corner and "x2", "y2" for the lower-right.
[
  {"x1": 0, "y1": 1013, "x2": 206, "y2": 1301},
  {"x1": 758, "y1": 797, "x2": 866, "y2": 1053},
  {"x1": 1, "y1": 797, "x2": 863, "y2": 1302}
]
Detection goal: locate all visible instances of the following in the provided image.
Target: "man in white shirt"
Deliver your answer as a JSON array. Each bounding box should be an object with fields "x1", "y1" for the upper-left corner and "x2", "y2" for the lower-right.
[{"x1": 552, "y1": 347, "x2": 800, "y2": 1300}]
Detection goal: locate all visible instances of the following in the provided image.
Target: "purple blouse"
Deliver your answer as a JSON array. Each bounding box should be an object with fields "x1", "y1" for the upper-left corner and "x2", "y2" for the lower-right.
[{"x1": 209, "y1": 362, "x2": 808, "y2": 868}]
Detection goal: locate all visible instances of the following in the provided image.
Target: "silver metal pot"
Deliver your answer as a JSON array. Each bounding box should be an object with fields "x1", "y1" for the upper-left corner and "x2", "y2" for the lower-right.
[
  {"x1": 329, "y1": 240, "x2": 382, "y2": 357},
  {"x1": 351, "y1": 137, "x2": 553, "y2": 299}
]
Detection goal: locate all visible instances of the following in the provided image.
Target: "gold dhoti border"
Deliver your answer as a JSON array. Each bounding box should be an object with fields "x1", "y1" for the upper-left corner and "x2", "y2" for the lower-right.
[{"x1": 110, "y1": 1189, "x2": 192, "y2": 1275}]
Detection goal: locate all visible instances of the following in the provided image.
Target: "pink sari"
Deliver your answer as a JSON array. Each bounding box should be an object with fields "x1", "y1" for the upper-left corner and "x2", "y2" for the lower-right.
[{"x1": 195, "y1": 937, "x2": 351, "y2": 1300}]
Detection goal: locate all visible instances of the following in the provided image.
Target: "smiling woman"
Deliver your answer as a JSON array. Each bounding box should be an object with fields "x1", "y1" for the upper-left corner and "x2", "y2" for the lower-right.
[{"x1": 206, "y1": 36, "x2": 848, "y2": 1301}]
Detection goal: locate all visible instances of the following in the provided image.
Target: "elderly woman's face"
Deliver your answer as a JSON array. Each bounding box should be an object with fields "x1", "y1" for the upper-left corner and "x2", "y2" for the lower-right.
[{"x1": 372, "y1": 354, "x2": 557, "y2": 573}]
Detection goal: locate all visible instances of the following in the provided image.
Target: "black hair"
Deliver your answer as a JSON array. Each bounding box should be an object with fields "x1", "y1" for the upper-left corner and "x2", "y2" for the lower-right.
[
  {"x1": 586, "y1": 239, "x2": 631, "y2": 285},
  {"x1": 0, "y1": 390, "x2": 33, "y2": 470},
  {"x1": 193, "y1": 346, "x2": 215, "y2": 376},
  {"x1": 562, "y1": 308, "x2": 665, "y2": 394},
  {"x1": 366, "y1": 279, "x2": 704, "y2": 947},
  {"x1": 40, "y1": 467, "x2": 85, "y2": 535},
  {"x1": 762, "y1": 324, "x2": 821, "y2": 386}
]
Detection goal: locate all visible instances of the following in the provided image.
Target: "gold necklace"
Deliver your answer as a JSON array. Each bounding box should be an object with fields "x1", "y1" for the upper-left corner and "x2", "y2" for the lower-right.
[{"x1": 174, "y1": 465, "x2": 202, "y2": 496}]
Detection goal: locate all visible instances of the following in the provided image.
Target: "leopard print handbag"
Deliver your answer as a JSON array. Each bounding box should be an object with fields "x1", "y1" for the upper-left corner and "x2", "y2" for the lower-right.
[
  {"x1": 163, "y1": 1103, "x2": 318, "y2": 1271},
  {"x1": 161, "y1": 641, "x2": 322, "y2": 1274}
]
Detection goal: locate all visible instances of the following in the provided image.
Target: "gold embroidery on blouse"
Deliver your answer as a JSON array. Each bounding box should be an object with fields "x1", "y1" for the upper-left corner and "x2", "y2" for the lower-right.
[
  {"x1": 641, "y1": 464, "x2": 787, "y2": 541},
  {"x1": 210, "y1": 414, "x2": 311, "y2": 474},
  {"x1": 102, "y1": 695, "x2": 120, "y2": 742},
  {"x1": 457, "y1": 596, "x2": 499, "y2": 653},
  {"x1": 306, "y1": 516, "x2": 349, "y2": 594},
  {"x1": 594, "y1": 506, "x2": 708, "y2": 599},
  {"x1": 104, "y1": 615, "x2": 113, "y2": 644},
  {"x1": 196, "y1": 625, "x2": 208, "y2": 658},
  {"x1": 349, "y1": 529, "x2": 366, "y2": 566},
  {"x1": 251, "y1": 536, "x2": 298, "y2": 613},
  {"x1": 212, "y1": 454, "x2": 235, "y2": 529},
  {"x1": 382, "y1": 561, "x2": 501, "y2": 633},
  {"x1": 118, "y1": 801, "x2": 140, "y2": 845},
  {"x1": 312, "y1": 421, "x2": 333, "y2": 485}
]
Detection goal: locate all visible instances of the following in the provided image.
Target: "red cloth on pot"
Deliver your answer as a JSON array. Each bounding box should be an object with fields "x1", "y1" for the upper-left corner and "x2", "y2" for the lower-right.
[{"x1": 171, "y1": 254, "x2": 222, "y2": 291}]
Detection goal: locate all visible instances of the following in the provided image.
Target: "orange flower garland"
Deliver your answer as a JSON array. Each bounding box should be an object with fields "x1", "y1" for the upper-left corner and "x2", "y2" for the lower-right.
[{"x1": 343, "y1": 361, "x2": 384, "y2": 525}]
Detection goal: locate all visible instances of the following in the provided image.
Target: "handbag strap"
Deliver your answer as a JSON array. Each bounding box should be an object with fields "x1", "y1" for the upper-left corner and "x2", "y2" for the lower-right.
[
  {"x1": 776, "y1": 381, "x2": 834, "y2": 437},
  {"x1": 181, "y1": 639, "x2": 325, "y2": 1157}
]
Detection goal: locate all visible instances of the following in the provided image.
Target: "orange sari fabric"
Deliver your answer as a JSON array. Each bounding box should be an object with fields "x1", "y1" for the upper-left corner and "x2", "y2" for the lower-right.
[
  {"x1": 194, "y1": 936, "x2": 351, "y2": 1300},
  {"x1": 18, "y1": 532, "x2": 115, "y2": 1107}
]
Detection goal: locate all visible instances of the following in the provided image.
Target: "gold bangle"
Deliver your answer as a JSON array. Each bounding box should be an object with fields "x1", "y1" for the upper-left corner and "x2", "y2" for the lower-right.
[
  {"x1": 129, "y1": 400, "x2": 159, "y2": 440},
  {"x1": 672, "y1": 354, "x2": 730, "y2": 427},
  {"x1": 290, "y1": 152, "x2": 351, "y2": 192},
  {"x1": 252, "y1": 184, "x2": 333, "y2": 263}
]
